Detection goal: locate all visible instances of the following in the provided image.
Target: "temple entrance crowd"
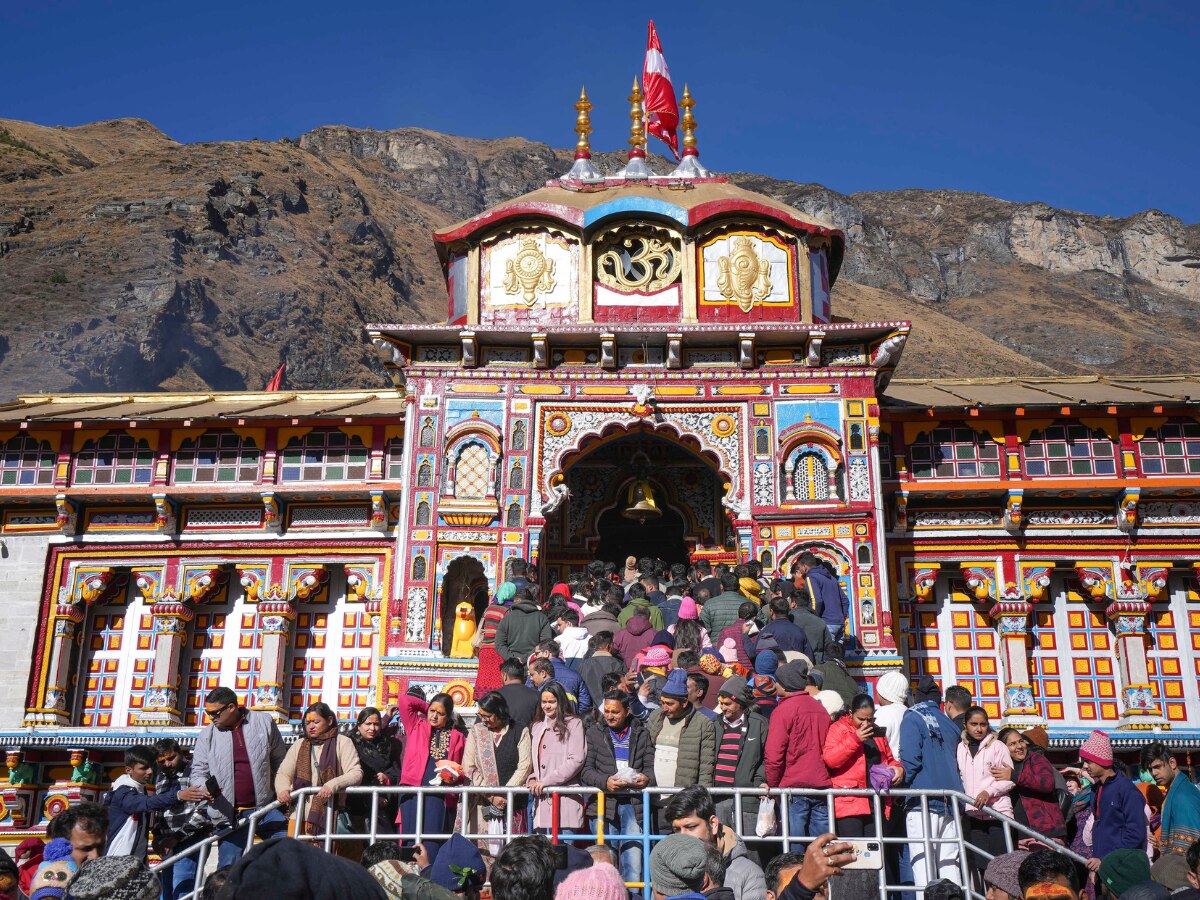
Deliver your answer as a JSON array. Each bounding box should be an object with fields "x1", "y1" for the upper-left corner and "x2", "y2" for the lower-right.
[{"x1": 10, "y1": 553, "x2": 1200, "y2": 900}]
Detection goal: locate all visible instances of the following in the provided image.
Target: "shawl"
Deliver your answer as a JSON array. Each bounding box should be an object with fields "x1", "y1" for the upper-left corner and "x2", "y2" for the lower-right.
[
  {"x1": 1160, "y1": 772, "x2": 1200, "y2": 855},
  {"x1": 468, "y1": 724, "x2": 503, "y2": 789},
  {"x1": 352, "y1": 732, "x2": 397, "y2": 781},
  {"x1": 294, "y1": 725, "x2": 342, "y2": 836}
]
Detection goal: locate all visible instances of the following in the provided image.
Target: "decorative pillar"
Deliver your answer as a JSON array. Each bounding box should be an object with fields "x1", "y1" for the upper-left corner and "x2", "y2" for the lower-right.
[
  {"x1": 253, "y1": 591, "x2": 296, "y2": 722},
  {"x1": 39, "y1": 600, "x2": 85, "y2": 726},
  {"x1": 1107, "y1": 583, "x2": 1164, "y2": 726},
  {"x1": 366, "y1": 598, "x2": 383, "y2": 708},
  {"x1": 134, "y1": 592, "x2": 194, "y2": 726},
  {"x1": 991, "y1": 585, "x2": 1041, "y2": 723}
]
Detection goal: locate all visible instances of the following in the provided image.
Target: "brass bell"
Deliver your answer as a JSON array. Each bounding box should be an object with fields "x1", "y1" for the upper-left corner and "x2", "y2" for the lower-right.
[{"x1": 622, "y1": 479, "x2": 662, "y2": 524}]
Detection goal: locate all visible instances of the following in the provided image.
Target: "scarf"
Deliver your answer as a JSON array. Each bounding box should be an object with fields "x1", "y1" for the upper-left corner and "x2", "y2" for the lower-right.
[
  {"x1": 294, "y1": 724, "x2": 342, "y2": 836},
  {"x1": 352, "y1": 732, "x2": 395, "y2": 780},
  {"x1": 967, "y1": 735, "x2": 983, "y2": 758},
  {"x1": 469, "y1": 724, "x2": 505, "y2": 819},
  {"x1": 1160, "y1": 773, "x2": 1200, "y2": 855}
]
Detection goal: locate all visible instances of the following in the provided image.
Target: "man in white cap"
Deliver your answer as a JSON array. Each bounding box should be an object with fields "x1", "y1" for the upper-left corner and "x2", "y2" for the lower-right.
[{"x1": 873, "y1": 671, "x2": 910, "y2": 758}]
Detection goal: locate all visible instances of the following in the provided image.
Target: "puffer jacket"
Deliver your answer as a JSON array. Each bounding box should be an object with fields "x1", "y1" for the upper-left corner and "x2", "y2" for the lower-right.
[
  {"x1": 821, "y1": 714, "x2": 903, "y2": 818},
  {"x1": 493, "y1": 600, "x2": 553, "y2": 662},
  {"x1": 715, "y1": 824, "x2": 767, "y2": 900},
  {"x1": 648, "y1": 705, "x2": 716, "y2": 787},
  {"x1": 957, "y1": 732, "x2": 1015, "y2": 819}
]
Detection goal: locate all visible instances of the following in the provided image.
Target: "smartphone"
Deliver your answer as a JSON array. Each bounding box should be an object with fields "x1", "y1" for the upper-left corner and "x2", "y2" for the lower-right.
[
  {"x1": 395, "y1": 847, "x2": 419, "y2": 864},
  {"x1": 204, "y1": 776, "x2": 221, "y2": 798},
  {"x1": 841, "y1": 839, "x2": 883, "y2": 870}
]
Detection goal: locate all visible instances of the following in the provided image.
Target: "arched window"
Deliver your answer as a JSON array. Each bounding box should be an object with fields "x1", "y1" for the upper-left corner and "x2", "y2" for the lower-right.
[
  {"x1": 452, "y1": 442, "x2": 492, "y2": 499},
  {"x1": 412, "y1": 555, "x2": 427, "y2": 581},
  {"x1": 506, "y1": 502, "x2": 522, "y2": 528},
  {"x1": 280, "y1": 430, "x2": 368, "y2": 482},
  {"x1": 414, "y1": 501, "x2": 431, "y2": 526},
  {"x1": 511, "y1": 421, "x2": 527, "y2": 452},
  {"x1": 849, "y1": 423, "x2": 866, "y2": 453},
  {"x1": 1024, "y1": 424, "x2": 1115, "y2": 477},
  {"x1": 755, "y1": 427, "x2": 770, "y2": 456},
  {"x1": 1139, "y1": 421, "x2": 1200, "y2": 475},
  {"x1": 1, "y1": 435, "x2": 56, "y2": 486},
  {"x1": 173, "y1": 431, "x2": 260, "y2": 484},
  {"x1": 72, "y1": 432, "x2": 153, "y2": 485},
  {"x1": 909, "y1": 425, "x2": 1000, "y2": 479},
  {"x1": 793, "y1": 451, "x2": 830, "y2": 501},
  {"x1": 857, "y1": 543, "x2": 873, "y2": 567},
  {"x1": 419, "y1": 417, "x2": 435, "y2": 447},
  {"x1": 416, "y1": 461, "x2": 434, "y2": 488},
  {"x1": 509, "y1": 461, "x2": 524, "y2": 491},
  {"x1": 759, "y1": 548, "x2": 775, "y2": 572}
]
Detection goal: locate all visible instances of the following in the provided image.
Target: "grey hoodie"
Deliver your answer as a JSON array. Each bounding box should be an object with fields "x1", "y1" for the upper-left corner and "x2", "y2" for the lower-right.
[{"x1": 716, "y1": 824, "x2": 766, "y2": 900}]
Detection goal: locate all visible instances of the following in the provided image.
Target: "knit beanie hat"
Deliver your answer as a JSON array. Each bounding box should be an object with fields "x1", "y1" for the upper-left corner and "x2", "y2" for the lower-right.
[
  {"x1": 776, "y1": 660, "x2": 809, "y2": 693},
  {"x1": 1079, "y1": 729, "x2": 1113, "y2": 767},
  {"x1": 29, "y1": 839, "x2": 77, "y2": 900},
  {"x1": 750, "y1": 674, "x2": 778, "y2": 705},
  {"x1": 1098, "y1": 849, "x2": 1151, "y2": 898},
  {"x1": 65, "y1": 856, "x2": 159, "y2": 900},
  {"x1": 719, "y1": 675, "x2": 753, "y2": 707},
  {"x1": 815, "y1": 689, "x2": 845, "y2": 717},
  {"x1": 649, "y1": 834, "x2": 709, "y2": 895},
  {"x1": 661, "y1": 668, "x2": 690, "y2": 699},
  {"x1": 677, "y1": 597, "x2": 698, "y2": 620},
  {"x1": 642, "y1": 645, "x2": 672, "y2": 668},
  {"x1": 429, "y1": 834, "x2": 485, "y2": 893},
  {"x1": 555, "y1": 862, "x2": 626, "y2": 900},
  {"x1": 806, "y1": 668, "x2": 825, "y2": 689},
  {"x1": 496, "y1": 582, "x2": 516, "y2": 604},
  {"x1": 698, "y1": 651, "x2": 724, "y2": 675},
  {"x1": 651, "y1": 630, "x2": 676, "y2": 650},
  {"x1": 876, "y1": 670, "x2": 910, "y2": 704},
  {"x1": 983, "y1": 851, "x2": 1029, "y2": 899},
  {"x1": 755, "y1": 649, "x2": 780, "y2": 677}
]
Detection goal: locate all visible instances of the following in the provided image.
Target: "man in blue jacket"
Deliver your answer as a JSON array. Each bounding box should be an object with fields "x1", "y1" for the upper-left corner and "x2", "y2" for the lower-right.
[
  {"x1": 104, "y1": 745, "x2": 205, "y2": 861},
  {"x1": 1081, "y1": 730, "x2": 1148, "y2": 872},
  {"x1": 528, "y1": 641, "x2": 593, "y2": 714},
  {"x1": 899, "y1": 676, "x2": 964, "y2": 888},
  {"x1": 792, "y1": 553, "x2": 848, "y2": 641}
]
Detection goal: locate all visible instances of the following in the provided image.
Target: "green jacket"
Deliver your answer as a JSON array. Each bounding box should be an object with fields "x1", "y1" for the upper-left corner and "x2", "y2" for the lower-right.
[
  {"x1": 618, "y1": 601, "x2": 664, "y2": 631},
  {"x1": 648, "y1": 705, "x2": 716, "y2": 788},
  {"x1": 700, "y1": 590, "x2": 749, "y2": 638},
  {"x1": 493, "y1": 600, "x2": 553, "y2": 662},
  {"x1": 816, "y1": 659, "x2": 860, "y2": 708}
]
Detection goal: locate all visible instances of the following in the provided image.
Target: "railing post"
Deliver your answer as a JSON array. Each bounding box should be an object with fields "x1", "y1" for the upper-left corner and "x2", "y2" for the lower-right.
[{"x1": 550, "y1": 791, "x2": 561, "y2": 843}]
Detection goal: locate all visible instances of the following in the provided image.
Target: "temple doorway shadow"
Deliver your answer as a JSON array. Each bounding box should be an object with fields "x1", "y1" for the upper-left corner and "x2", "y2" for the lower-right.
[
  {"x1": 438, "y1": 556, "x2": 488, "y2": 656},
  {"x1": 595, "y1": 484, "x2": 690, "y2": 568}
]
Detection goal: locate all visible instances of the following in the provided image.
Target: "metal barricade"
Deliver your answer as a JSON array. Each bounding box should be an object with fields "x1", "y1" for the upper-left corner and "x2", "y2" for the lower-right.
[{"x1": 155, "y1": 785, "x2": 1087, "y2": 900}]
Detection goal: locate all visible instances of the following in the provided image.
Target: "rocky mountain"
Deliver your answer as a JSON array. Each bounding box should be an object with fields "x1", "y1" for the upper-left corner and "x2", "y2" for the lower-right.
[{"x1": 1, "y1": 117, "x2": 1197, "y2": 395}]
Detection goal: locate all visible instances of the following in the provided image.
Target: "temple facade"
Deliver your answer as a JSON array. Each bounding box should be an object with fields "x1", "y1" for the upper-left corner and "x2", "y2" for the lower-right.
[{"x1": 0, "y1": 99, "x2": 1196, "y2": 838}]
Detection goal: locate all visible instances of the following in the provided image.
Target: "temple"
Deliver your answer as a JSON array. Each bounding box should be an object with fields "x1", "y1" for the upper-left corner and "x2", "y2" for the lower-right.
[{"x1": 0, "y1": 83, "x2": 1196, "y2": 839}]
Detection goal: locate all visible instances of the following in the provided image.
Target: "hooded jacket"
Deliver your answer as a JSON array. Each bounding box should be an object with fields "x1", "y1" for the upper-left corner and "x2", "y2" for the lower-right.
[
  {"x1": 1091, "y1": 771, "x2": 1150, "y2": 858},
  {"x1": 956, "y1": 732, "x2": 1015, "y2": 819},
  {"x1": 789, "y1": 604, "x2": 829, "y2": 662},
  {"x1": 823, "y1": 714, "x2": 904, "y2": 818},
  {"x1": 764, "y1": 692, "x2": 832, "y2": 789},
  {"x1": 104, "y1": 774, "x2": 181, "y2": 859},
  {"x1": 493, "y1": 600, "x2": 553, "y2": 662},
  {"x1": 581, "y1": 607, "x2": 620, "y2": 637},
  {"x1": 814, "y1": 660, "x2": 860, "y2": 709},
  {"x1": 804, "y1": 566, "x2": 848, "y2": 633},
  {"x1": 715, "y1": 824, "x2": 767, "y2": 900},
  {"x1": 899, "y1": 701, "x2": 964, "y2": 814},
  {"x1": 613, "y1": 613, "x2": 656, "y2": 664},
  {"x1": 555, "y1": 625, "x2": 592, "y2": 666}
]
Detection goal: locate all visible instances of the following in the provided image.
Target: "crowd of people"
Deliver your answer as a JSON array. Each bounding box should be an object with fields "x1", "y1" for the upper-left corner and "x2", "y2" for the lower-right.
[{"x1": 7, "y1": 552, "x2": 1200, "y2": 900}]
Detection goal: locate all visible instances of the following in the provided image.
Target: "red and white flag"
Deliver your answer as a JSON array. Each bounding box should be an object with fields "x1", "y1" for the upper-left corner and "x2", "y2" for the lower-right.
[{"x1": 642, "y1": 21, "x2": 680, "y2": 160}]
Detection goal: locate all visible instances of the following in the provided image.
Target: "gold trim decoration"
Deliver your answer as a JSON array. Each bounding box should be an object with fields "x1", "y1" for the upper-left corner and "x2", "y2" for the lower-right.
[
  {"x1": 575, "y1": 86, "x2": 593, "y2": 156},
  {"x1": 717, "y1": 236, "x2": 773, "y2": 312},
  {"x1": 503, "y1": 237, "x2": 557, "y2": 306},
  {"x1": 546, "y1": 413, "x2": 573, "y2": 437},
  {"x1": 711, "y1": 414, "x2": 737, "y2": 438},
  {"x1": 595, "y1": 222, "x2": 682, "y2": 293}
]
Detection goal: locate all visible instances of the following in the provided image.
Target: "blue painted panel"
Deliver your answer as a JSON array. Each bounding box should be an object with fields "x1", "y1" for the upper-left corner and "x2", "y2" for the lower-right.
[{"x1": 584, "y1": 197, "x2": 688, "y2": 228}]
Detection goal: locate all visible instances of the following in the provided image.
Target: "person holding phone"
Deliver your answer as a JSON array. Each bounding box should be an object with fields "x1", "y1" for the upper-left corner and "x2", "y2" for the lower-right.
[{"x1": 822, "y1": 694, "x2": 905, "y2": 838}]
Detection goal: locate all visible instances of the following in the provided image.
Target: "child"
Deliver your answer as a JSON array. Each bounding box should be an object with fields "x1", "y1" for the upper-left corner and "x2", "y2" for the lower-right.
[
  {"x1": 28, "y1": 838, "x2": 77, "y2": 900},
  {"x1": 104, "y1": 745, "x2": 205, "y2": 860}
]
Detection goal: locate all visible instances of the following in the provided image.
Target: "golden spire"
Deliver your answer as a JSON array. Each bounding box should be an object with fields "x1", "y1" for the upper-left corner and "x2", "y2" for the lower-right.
[
  {"x1": 628, "y1": 77, "x2": 646, "y2": 155},
  {"x1": 680, "y1": 84, "x2": 698, "y2": 155},
  {"x1": 574, "y1": 86, "x2": 593, "y2": 159}
]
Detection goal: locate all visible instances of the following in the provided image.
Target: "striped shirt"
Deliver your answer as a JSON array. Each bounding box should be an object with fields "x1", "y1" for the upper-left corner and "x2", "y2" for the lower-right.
[
  {"x1": 715, "y1": 717, "x2": 746, "y2": 785},
  {"x1": 609, "y1": 726, "x2": 631, "y2": 766}
]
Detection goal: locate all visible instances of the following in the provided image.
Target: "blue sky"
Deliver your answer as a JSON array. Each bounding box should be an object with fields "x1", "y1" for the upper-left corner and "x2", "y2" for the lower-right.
[{"x1": 4, "y1": 1, "x2": 1197, "y2": 221}]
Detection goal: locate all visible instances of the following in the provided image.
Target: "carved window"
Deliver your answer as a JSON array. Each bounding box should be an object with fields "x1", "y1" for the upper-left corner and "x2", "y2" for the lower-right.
[
  {"x1": 173, "y1": 431, "x2": 260, "y2": 484},
  {"x1": 857, "y1": 544, "x2": 873, "y2": 567},
  {"x1": 452, "y1": 442, "x2": 491, "y2": 499},
  {"x1": 759, "y1": 548, "x2": 775, "y2": 572},
  {"x1": 509, "y1": 461, "x2": 524, "y2": 491},
  {"x1": 506, "y1": 502, "x2": 522, "y2": 528},
  {"x1": 414, "y1": 501, "x2": 431, "y2": 527},
  {"x1": 416, "y1": 461, "x2": 434, "y2": 488},
  {"x1": 1, "y1": 435, "x2": 56, "y2": 486},
  {"x1": 909, "y1": 426, "x2": 1000, "y2": 479},
  {"x1": 511, "y1": 421, "x2": 527, "y2": 452},
  {"x1": 76, "y1": 581, "x2": 155, "y2": 727},
  {"x1": 412, "y1": 555, "x2": 427, "y2": 581},
  {"x1": 1024, "y1": 424, "x2": 1115, "y2": 477},
  {"x1": 1139, "y1": 422, "x2": 1200, "y2": 475},
  {"x1": 849, "y1": 423, "x2": 866, "y2": 453},
  {"x1": 793, "y1": 451, "x2": 831, "y2": 501},
  {"x1": 877, "y1": 432, "x2": 894, "y2": 479},
  {"x1": 419, "y1": 417, "x2": 436, "y2": 447},
  {"x1": 594, "y1": 222, "x2": 683, "y2": 294},
  {"x1": 72, "y1": 432, "x2": 154, "y2": 485},
  {"x1": 755, "y1": 427, "x2": 770, "y2": 456},
  {"x1": 280, "y1": 430, "x2": 368, "y2": 482}
]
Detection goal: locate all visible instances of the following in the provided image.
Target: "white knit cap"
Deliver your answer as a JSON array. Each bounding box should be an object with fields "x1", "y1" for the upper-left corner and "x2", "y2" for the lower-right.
[
  {"x1": 876, "y1": 671, "x2": 910, "y2": 704},
  {"x1": 816, "y1": 689, "x2": 845, "y2": 717}
]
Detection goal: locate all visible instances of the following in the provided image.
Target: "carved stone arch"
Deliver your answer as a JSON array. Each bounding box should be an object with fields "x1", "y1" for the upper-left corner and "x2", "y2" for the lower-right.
[
  {"x1": 442, "y1": 419, "x2": 503, "y2": 501},
  {"x1": 779, "y1": 420, "x2": 843, "y2": 502},
  {"x1": 778, "y1": 540, "x2": 853, "y2": 579}
]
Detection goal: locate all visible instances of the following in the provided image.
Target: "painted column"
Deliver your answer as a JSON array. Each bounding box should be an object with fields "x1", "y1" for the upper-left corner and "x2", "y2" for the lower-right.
[
  {"x1": 990, "y1": 588, "x2": 1041, "y2": 723},
  {"x1": 39, "y1": 601, "x2": 85, "y2": 726},
  {"x1": 135, "y1": 594, "x2": 194, "y2": 726},
  {"x1": 1107, "y1": 588, "x2": 1163, "y2": 725},
  {"x1": 252, "y1": 594, "x2": 297, "y2": 722}
]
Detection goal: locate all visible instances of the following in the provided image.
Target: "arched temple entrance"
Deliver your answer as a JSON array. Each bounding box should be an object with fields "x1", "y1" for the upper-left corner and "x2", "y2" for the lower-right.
[
  {"x1": 542, "y1": 430, "x2": 730, "y2": 575},
  {"x1": 438, "y1": 556, "x2": 488, "y2": 656}
]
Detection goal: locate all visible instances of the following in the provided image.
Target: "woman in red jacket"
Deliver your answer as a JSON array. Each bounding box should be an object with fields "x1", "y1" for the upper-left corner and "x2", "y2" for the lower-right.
[
  {"x1": 394, "y1": 691, "x2": 465, "y2": 858},
  {"x1": 996, "y1": 726, "x2": 1067, "y2": 842},
  {"x1": 822, "y1": 693, "x2": 904, "y2": 837}
]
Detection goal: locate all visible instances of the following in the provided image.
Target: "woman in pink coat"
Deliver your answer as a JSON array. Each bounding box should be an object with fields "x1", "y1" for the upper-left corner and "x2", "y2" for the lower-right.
[
  {"x1": 394, "y1": 691, "x2": 465, "y2": 858},
  {"x1": 527, "y1": 681, "x2": 587, "y2": 832},
  {"x1": 956, "y1": 705, "x2": 1015, "y2": 877}
]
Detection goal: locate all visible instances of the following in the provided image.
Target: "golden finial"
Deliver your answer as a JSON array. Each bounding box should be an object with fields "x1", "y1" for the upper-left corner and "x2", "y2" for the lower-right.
[
  {"x1": 680, "y1": 84, "x2": 698, "y2": 155},
  {"x1": 574, "y1": 86, "x2": 593, "y2": 159},
  {"x1": 628, "y1": 77, "x2": 646, "y2": 155}
]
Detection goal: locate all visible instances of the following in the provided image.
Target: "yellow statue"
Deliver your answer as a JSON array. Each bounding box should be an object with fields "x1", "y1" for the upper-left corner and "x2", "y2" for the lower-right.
[{"x1": 450, "y1": 602, "x2": 477, "y2": 658}]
